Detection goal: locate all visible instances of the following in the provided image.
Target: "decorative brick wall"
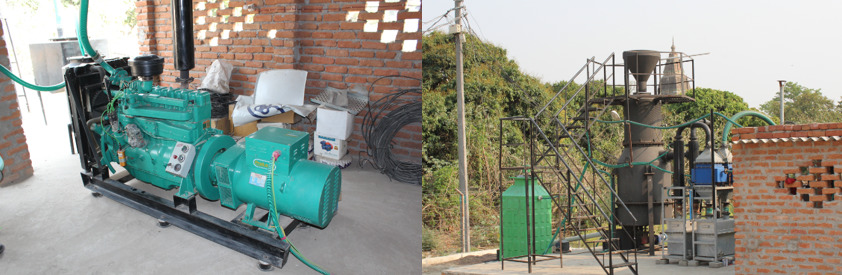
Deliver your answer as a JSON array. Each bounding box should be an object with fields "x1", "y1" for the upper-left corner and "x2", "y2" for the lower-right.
[
  {"x1": 135, "y1": 0, "x2": 421, "y2": 160},
  {"x1": 0, "y1": 20, "x2": 34, "y2": 186},
  {"x1": 731, "y1": 123, "x2": 842, "y2": 274}
]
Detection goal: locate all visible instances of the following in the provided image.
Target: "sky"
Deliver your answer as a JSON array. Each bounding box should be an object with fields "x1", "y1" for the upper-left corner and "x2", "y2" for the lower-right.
[{"x1": 423, "y1": 0, "x2": 842, "y2": 108}]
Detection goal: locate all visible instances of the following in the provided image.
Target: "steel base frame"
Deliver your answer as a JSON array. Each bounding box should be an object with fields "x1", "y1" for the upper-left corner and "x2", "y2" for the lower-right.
[{"x1": 80, "y1": 171, "x2": 294, "y2": 269}]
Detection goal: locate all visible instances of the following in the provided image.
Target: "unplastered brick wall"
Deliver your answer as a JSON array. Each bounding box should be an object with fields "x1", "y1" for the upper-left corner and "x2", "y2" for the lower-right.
[
  {"x1": 0, "y1": 20, "x2": 34, "y2": 186},
  {"x1": 730, "y1": 123, "x2": 842, "y2": 274},
  {"x1": 135, "y1": 0, "x2": 421, "y2": 161}
]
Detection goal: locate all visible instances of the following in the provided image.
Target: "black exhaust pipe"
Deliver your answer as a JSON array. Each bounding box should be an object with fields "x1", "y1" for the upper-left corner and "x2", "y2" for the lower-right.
[{"x1": 171, "y1": 0, "x2": 194, "y2": 88}]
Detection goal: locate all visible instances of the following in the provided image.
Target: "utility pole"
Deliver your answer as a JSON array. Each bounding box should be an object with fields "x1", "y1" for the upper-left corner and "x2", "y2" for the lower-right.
[
  {"x1": 452, "y1": 0, "x2": 470, "y2": 253},
  {"x1": 778, "y1": 80, "x2": 786, "y2": 124}
]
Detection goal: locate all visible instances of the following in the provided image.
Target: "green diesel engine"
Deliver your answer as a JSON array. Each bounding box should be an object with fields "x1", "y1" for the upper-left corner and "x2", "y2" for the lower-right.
[{"x1": 91, "y1": 55, "x2": 340, "y2": 229}]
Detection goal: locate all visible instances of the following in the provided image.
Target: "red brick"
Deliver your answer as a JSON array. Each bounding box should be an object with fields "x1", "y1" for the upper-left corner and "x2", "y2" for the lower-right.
[
  {"x1": 809, "y1": 194, "x2": 828, "y2": 201},
  {"x1": 820, "y1": 174, "x2": 839, "y2": 181},
  {"x1": 821, "y1": 187, "x2": 839, "y2": 194},
  {"x1": 809, "y1": 181, "x2": 830, "y2": 188},
  {"x1": 809, "y1": 167, "x2": 831, "y2": 174}
]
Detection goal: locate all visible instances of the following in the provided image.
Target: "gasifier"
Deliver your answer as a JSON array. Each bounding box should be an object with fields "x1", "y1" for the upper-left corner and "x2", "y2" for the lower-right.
[{"x1": 63, "y1": 0, "x2": 339, "y2": 271}]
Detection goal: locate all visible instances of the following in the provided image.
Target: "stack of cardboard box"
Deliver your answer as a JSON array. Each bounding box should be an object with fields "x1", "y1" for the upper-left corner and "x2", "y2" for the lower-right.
[{"x1": 210, "y1": 105, "x2": 299, "y2": 137}]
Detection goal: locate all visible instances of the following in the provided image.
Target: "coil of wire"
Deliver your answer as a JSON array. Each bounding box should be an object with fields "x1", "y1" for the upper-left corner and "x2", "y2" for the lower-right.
[{"x1": 361, "y1": 85, "x2": 421, "y2": 185}]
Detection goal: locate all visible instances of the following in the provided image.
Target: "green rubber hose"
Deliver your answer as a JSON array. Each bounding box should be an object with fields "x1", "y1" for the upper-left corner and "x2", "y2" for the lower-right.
[
  {"x1": 78, "y1": 0, "x2": 117, "y2": 75},
  {"x1": 268, "y1": 155, "x2": 330, "y2": 275},
  {"x1": 721, "y1": 111, "x2": 776, "y2": 144},
  {"x1": 0, "y1": 0, "x2": 119, "y2": 91},
  {"x1": 0, "y1": 65, "x2": 65, "y2": 91}
]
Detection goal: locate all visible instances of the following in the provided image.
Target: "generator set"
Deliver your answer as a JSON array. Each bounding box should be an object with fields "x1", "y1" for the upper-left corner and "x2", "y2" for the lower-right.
[
  {"x1": 62, "y1": 0, "x2": 339, "y2": 271},
  {"x1": 80, "y1": 55, "x2": 340, "y2": 229}
]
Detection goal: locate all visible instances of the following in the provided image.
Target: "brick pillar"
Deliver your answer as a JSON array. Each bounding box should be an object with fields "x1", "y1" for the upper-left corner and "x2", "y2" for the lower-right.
[
  {"x1": 0, "y1": 20, "x2": 34, "y2": 186},
  {"x1": 731, "y1": 123, "x2": 842, "y2": 274}
]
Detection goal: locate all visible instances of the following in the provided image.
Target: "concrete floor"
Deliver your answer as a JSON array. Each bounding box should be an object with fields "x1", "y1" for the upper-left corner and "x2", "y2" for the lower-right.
[
  {"x1": 440, "y1": 250, "x2": 735, "y2": 275},
  {"x1": 0, "y1": 91, "x2": 421, "y2": 274}
]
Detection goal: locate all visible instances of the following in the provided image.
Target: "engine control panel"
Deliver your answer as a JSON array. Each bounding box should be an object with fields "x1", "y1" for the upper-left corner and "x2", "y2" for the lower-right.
[{"x1": 166, "y1": 142, "x2": 196, "y2": 178}]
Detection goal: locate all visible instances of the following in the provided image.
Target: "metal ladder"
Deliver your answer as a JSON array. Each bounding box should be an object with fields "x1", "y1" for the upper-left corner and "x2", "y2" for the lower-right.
[{"x1": 500, "y1": 53, "x2": 639, "y2": 275}]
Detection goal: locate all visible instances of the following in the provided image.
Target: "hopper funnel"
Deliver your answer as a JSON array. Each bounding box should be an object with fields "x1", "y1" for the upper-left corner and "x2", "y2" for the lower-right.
[{"x1": 623, "y1": 50, "x2": 660, "y2": 94}]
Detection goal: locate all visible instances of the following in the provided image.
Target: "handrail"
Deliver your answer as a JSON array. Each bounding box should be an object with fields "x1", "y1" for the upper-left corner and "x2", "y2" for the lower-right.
[
  {"x1": 551, "y1": 54, "x2": 614, "y2": 118},
  {"x1": 528, "y1": 117, "x2": 637, "y2": 222}
]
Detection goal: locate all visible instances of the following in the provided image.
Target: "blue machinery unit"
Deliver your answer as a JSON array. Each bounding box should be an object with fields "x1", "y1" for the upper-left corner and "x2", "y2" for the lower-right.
[{"x1": 662, "y1": 118, "x2": 740, "y2": 266}]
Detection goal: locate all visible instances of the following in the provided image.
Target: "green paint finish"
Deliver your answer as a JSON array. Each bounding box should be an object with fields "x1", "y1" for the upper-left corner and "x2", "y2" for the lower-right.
[
  {"x1": 95, "y1": 80, "x2": 340, "y2": 229},
  {"x1": 211, "y1": 128, "x2": 341, "y2": 228},
  {"x1": 500, "y1": 175, "x2": 553, "y2": 260},
  {"x1": 97, "y1": 84, "x2": 215, "y2": 195}
]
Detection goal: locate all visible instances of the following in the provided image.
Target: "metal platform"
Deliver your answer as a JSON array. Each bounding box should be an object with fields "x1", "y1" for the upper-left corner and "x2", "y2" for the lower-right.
[
  {"x1": 590, "y1": 94, "x2": 696, "y2": 106},
  {"x1": 80, "y1": 171, "x2": 295, "y2": 269}
]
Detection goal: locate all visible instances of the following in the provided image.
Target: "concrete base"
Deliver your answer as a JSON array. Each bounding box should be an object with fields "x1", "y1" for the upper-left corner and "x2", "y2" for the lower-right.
[
  {"x1": 688, "y1": 260, "x2": 701, "y2": 266},
  {"x1": 655, "y1": 259, "x2": 669, "y2": 264},
  {"x1": 0, "y1": 91, "x2": 422, "y2": 274},
  {"x1": 438, "y1": 250, "x2": 735, "y2": 275},
  {"x1": 709, "y1": 261, "x2": 725, "y2": 268},
  {"x1": 678, "y1": 260, "x2": 689, "y2": 266}
]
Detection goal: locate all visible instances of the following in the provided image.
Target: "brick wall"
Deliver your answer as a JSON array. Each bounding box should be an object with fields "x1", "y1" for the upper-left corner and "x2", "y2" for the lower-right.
[
  {"x1": 0, "y1": 20, "x2": 34, "y2": 186},
  {"x1": 731, "y1": 123, "x2": 842, "y2": 274},
  {"x1": 135, "y1": 0, "x2": 422, "y2": 161}
]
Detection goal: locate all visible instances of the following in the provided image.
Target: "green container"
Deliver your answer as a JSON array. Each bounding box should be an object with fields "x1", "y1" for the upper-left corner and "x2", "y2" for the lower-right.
[{"x1": 500, "y1": 175, "x2": 553, "y2": 260}]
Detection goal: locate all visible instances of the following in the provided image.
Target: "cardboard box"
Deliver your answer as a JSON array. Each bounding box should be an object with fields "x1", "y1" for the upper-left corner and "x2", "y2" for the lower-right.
[
  {"x1": 316, "y1": 106, "x2": 353, "y2": 139},
  {"x1": 232, "y1": 121, "x2": 258, "y2": 137},
  {"x1": 314, "y1": 132, "x2": 347, "y2": 160},
  {"x1": 210, "y1": 117, "x2": 231, "y2": 134},
  {"x1": 260, "y1": 111, "x2": 299, "y2": 124},
  {"x1": 230, "y1": 104, "x2": 258, "y2": 137},
  {"x1": 257, "y1": 122, "x2": 290, "y2": 130}
]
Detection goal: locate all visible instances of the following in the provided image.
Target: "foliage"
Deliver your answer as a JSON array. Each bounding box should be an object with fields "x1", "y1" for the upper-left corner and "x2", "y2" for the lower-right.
[
  {"x1": 6, "y1": 0, "x2": 39, "y2": 14},
  {"x1": 422, "y1": 31, "x2": 557, "y2": 251},
  {"x1": 56, "y1": 0, "x2": 137, "y2": 33},
  {"x1": 759, "y1": 82, "x2": 842, "y2": 124},
  {"x1": 61, "y1": 0, "x2": 80, "y2": 6},
  {"x1": 422, "y1": 31, "x2": 784, "y2": 256},
  {"x1": 664, "y1": 88, "x2": 771, "y2": 147},
  {"x1": 421, "y1": 226, "x2": 439, "y2": 251}
]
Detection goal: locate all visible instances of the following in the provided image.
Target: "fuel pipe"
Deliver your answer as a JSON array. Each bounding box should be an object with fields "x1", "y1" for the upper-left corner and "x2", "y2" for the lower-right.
[{"x1": 671, "y1": 121, "x2": 711, "y2": 195}]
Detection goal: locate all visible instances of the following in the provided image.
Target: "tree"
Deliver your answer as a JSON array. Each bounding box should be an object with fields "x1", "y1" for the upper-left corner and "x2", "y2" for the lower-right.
[
  {"x1": 422, "y1": 31, "x2": 557, "y2": 243},
  {"x1": 664, "y1": 88, "x2": 771, "y2": 147},
  {"x1": 760, "y1": 82, "x2": 842, "y2": 124}
]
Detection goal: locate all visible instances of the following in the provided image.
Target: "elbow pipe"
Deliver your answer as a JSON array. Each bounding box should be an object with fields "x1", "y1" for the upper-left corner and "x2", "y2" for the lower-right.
[
  {"x1": 721, "y1": 111, "x2": 776, "y2": 145},
  {"x1": 673, "y1": 121, "x2": 709, "y2": 189},
  {"x1": 676, "y1": 121, "x2": 712, "y2": 147}
]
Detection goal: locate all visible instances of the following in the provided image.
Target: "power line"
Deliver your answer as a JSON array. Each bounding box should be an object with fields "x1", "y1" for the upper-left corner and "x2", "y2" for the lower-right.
[{"x1": 423, "y1": 7, "x2": 457, "y2": 34}]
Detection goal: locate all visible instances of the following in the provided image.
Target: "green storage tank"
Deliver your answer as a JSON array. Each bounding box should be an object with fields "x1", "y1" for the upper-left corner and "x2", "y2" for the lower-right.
[{"x1": 500, "y1": 174, "x2": 553, "y2": 260}]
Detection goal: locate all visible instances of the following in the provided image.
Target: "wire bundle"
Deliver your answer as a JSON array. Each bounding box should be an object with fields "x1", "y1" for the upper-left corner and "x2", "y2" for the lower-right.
[{"x1": 361, "y1": 84, "x2": 422, "y2": 185}]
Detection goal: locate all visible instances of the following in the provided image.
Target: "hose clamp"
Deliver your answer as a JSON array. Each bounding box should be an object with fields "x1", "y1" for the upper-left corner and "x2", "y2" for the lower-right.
[{"x1": 90, "y1": 51, "x2": 104, "y2": 65}]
